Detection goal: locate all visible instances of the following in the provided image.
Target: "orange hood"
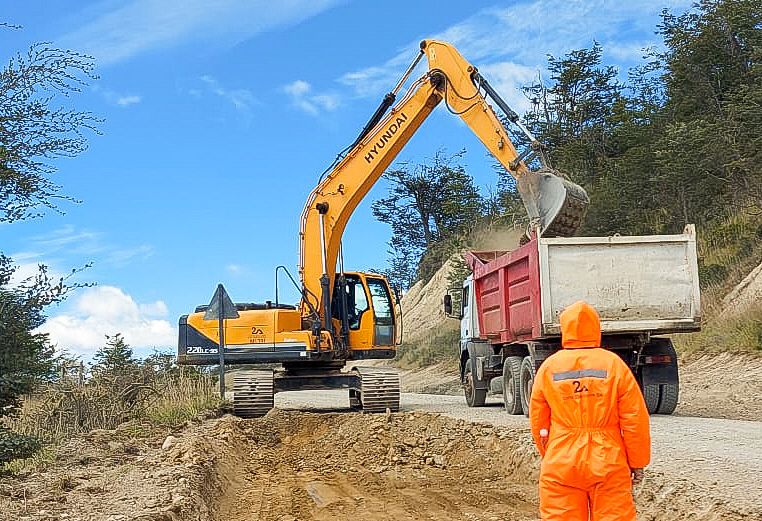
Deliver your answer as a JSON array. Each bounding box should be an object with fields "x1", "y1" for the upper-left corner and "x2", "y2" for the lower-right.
[{"x1": 559, "y1": 300, "x2": 601, "y2": 349}]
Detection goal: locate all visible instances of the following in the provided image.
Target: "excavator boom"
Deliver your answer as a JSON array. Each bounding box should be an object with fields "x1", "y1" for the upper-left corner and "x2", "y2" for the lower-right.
[{"x1": 299, "y1": 40, "x2": 589, "y2": 323}]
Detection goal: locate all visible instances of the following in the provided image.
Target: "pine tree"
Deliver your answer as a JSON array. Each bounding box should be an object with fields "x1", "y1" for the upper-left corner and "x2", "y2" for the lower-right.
[{"x1": 91, "y1": 334, "x2": 137, "y2": 377}]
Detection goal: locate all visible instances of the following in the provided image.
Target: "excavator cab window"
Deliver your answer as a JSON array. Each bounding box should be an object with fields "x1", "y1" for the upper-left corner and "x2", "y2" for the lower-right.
[
  {"x1": 332, "y1": 274, "x2": 368, "y2": 330},
  {"x1": 366, "y1": 278, "x2": 395, "y2": 346}
]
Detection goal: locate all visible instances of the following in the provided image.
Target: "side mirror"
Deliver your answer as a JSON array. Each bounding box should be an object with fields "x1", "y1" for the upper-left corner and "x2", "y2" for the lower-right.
[{"x1": 443, "y1": 294, "x2": 453, "y2": 316}]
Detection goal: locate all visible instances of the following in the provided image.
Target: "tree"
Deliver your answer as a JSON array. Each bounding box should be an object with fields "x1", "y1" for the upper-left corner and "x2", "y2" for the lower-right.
[
  {"x1": 651, "y1": 0, "x2": 762, "y2": 226},
  {"x1": 0, "y1": 27, "x2": 99, "y2": 463},
  {"x1": 1, "y1": 39, "x2": 99, "y2": 222},
  {"x1": 91, "y1": 333, "x2": 137, "y2": 377},
  {"x1": 372, "y1": 149, "x2": 484, "y2": 286},
  {"x1": 0, "y1": 255, "x2": 86, "y2": 463},
  {"x1": 520, "y1": 43, "x2": 629, "y2": 234}
]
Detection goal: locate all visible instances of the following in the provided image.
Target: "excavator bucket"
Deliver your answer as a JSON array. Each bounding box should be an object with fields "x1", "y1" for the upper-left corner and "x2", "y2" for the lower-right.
[{"x1": 518, "y1": 169, "x2": 590, "y2": 237}]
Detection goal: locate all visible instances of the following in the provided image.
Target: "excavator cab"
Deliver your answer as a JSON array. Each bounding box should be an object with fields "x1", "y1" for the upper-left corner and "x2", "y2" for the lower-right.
[{"x1": 332, "y1": 272, "x2": 397, "y2": 350}]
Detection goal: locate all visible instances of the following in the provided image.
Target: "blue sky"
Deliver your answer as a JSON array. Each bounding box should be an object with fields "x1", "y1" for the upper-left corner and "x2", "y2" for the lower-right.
[{"x1": 2, "y1": 0, "x2": 690, "y2": 358}]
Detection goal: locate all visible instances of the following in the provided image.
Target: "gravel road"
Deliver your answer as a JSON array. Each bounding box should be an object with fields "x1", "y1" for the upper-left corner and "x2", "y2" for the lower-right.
[{"x1": 277, "y1": 390, "x2": 762, "y2": 514}]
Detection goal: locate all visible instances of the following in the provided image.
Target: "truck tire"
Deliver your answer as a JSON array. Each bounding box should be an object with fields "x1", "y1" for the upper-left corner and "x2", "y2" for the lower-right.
[
  {"x1": 639, "y1": 338, "x2": 680, "y2": 415},
  {"x1": 642, "y1": 383, "x2": 660, "y2": 415},
  {"x1": 502, "y1": 356, "x2": 523, "y2": 415},
  {"x1": 519, "y1": 356, "x2": 536, "y2": 417},
  {"x1": 463, "y1": 358, "x2": 487, "y2": 407},
  {"x1": 656, "y1": 383, "x2": 679, "y2": 415}
]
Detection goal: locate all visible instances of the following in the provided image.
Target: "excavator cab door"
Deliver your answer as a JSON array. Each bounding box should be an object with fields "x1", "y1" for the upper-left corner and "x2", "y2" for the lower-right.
[
  {"x1": 365, "y1": 277, "x2": 395, "y2": 346},
  {"x1": 332, "y1": 273, "x2": 396, "y2": 349}
]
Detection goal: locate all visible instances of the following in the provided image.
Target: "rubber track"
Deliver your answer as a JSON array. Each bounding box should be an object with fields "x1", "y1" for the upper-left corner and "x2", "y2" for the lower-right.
[
  {"x1": 233, "y1": 370, "x2": 275, "y2": 418},
  {"x1": 355, "y1": 367, "x2": 400, "y2": 414}
]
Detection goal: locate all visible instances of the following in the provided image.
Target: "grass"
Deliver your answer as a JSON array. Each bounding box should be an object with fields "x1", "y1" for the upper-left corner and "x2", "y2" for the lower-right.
[
  {"x1": 6, "y1": 374, "x2": 219, "y2": 442},
  {"x1": 675, "y1": 300, "x2": 762, "y2": 355},
  {"x1": 1, "y1": 446, "x2": 56, "y2": 475},
  {"x1": 395, "y1": 327, "x2": 461, "y2": 369},
  {"x1": 143, "y1": 374, "x2": 220, "y2": 427},
  {"x1": 696, "y1": 209, "x2": 762, "y2": 290},
  {"x1": 1, "y1": 372, "x2": 221, "y2": 474}
]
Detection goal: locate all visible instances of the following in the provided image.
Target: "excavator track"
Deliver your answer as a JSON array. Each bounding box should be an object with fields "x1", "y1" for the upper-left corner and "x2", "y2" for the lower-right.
[
  {"x1": 232, "y1": 370, "x2": 275, "y2": 418},
  {"x1": 353, "y1": 367, "x2": 400, "y2": 413}
]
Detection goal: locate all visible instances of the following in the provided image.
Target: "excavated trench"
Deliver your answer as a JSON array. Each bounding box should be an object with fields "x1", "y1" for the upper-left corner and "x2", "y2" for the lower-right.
[
  {"x1": 164, "y1": 411, "x2": 757, "y2": 521},
  {"x1": 179, "y1": 411, "x2": 539, "y2": 521}
]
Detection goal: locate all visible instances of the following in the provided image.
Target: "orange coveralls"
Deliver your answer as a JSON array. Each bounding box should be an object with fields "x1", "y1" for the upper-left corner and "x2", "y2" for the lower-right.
[{"x1": 530, "y1": 301, "x2": 651, "y2": 521}]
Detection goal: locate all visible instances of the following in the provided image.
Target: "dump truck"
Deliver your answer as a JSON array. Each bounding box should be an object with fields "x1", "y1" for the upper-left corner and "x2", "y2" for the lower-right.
[
  {"x1": 176, "y1": 40, "x2": 589, "y2": 417},
  {"x1": 444, "y1": 225, "x2": 701, "y2": 415}
]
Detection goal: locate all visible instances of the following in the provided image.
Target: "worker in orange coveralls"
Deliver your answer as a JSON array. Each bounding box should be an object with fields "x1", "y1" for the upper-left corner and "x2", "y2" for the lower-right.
[{"x1": 529, "y1": 300, "x2": 651, "y2": 521}]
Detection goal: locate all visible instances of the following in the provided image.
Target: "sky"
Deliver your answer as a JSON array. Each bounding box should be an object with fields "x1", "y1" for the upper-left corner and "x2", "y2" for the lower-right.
[{"x1": 2, "y1": 0, "x2": 691, "y2": 359}]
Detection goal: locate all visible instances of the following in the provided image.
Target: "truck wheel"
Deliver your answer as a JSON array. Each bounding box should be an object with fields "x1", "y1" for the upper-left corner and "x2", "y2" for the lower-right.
[
  {"x1": 502, "y1": 356, "x2": 523, "y2": 415},
  {"x1": 519, "y1": 356, "x2": 535, "y2": 417},
  {"x1": 656, "y1": 383, "x2": 679, "y2": 415},
  {"x1": 642, "y1": 383, "x2": 660, "y2": 415},
  {"x1": 464, "y1": 358, "x2": 487, "y2": 407}
]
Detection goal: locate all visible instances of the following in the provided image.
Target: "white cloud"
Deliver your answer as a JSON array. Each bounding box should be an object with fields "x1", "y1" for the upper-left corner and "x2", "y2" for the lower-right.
[
  {"x1": 116, "y1": 95, "x2": 142, "y2": 106},
  {"x1": 92, "y1": 85, "x2": 143, "y2": 107},
  {"x1": 24, "y1": 225, "x2": 152, "y2": 265},
  {"x1": 477, "y1": 61, "x2": 539, "y2": 116},
  {"x1": 283, "y1": 79, "x2": 340, "y2": 116},
  {"x1": 38, "y1": 286, "x2": 175, "y2": 355},
  {"x1": 200, "y1": 75, "x2": 257, "y2": 110},
  {"x1": 284, "y1": 80, "x2": 311, "y2": 97},
  {"x1": 339, "y1": 0, "x2": 692, "y2": 100},
  {"x1": 59, "y1": 0, "x2": 342, "y2": 66}
]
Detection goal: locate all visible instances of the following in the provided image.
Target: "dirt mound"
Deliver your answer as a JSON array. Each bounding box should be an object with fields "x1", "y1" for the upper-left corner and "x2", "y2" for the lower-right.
[
  {"x1": 400, "y1": 257, "x2": 459, "y2": 343},
  {"x1": 720, "y1": 260, "x2": 762, "y2": 317},
  {"x1": 204, "y1": 411, "x2": 538, "y2": 521},
  {"x1": 400, "y1": 225, "x2": 524, "y2": 345},
  {"x1": 398, "y1": 361, "x2": 461, "y2": 395},
  {"x1": 676, "y1": 352, "x2": 762, "y2": 421}
]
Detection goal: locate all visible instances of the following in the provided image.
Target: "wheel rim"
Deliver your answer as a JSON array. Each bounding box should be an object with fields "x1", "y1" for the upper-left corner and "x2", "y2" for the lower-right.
[
  {"x1": 521, "y1": 366, "x2": 533, "y2": 411},
  {"x1": 504, "y1": 374, "x2": 515, "y2": 405},
  {"x1": 464, "y1": 374, "x2": 474, "y2": 401},
  {"x1": 524, "y1": 375, "x2": 533, "y2": 403}
]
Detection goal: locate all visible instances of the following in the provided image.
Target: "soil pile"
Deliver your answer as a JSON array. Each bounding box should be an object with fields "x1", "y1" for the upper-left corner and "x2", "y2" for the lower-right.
[
  {"x1": 399, "y1": 257, "x2": 459, "y2": 344},
  {"x1": 677, "y1": 352, "x2": 762, "y2": 421}
]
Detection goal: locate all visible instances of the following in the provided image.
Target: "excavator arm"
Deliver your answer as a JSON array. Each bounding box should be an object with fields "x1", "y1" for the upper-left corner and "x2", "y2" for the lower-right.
[{"x1": 299, "y1": 39, "x2": 588, "y2": 331}]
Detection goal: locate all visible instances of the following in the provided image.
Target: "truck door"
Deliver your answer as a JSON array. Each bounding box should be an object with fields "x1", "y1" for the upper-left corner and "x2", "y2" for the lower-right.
[{"x1": 461, "y1": 279, "x2": 473, "y2": 342}]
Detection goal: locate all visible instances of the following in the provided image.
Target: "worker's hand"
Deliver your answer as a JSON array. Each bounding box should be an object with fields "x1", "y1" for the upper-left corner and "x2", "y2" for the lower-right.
[
  {"x1": 539, "y1": 428, "x2": 549, "y2": 451},
  {"x1": 631, "y1": 468, "x2": 644, "y2": 486}
]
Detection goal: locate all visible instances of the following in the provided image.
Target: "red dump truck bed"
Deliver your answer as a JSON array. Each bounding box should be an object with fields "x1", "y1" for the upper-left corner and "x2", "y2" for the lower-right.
[{"x1": 464, "y1": 226, "x2": 701, "y2": 346}]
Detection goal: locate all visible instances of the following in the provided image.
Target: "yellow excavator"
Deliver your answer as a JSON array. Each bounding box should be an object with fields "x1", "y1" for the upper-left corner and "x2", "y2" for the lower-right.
[{"x1": 176, "y1": 40, "x2": 589, "y2": 417}]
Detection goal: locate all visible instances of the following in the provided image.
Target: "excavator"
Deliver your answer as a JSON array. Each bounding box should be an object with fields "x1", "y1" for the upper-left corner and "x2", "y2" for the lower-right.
[{"x1": 176, "y1": 40, "x2": 589, "y2": 417}]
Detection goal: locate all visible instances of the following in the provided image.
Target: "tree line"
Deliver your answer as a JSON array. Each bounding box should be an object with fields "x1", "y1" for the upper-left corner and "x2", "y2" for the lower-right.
[{"x1": 375, "y1": 0, "x2": 762, "y2": 290}]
